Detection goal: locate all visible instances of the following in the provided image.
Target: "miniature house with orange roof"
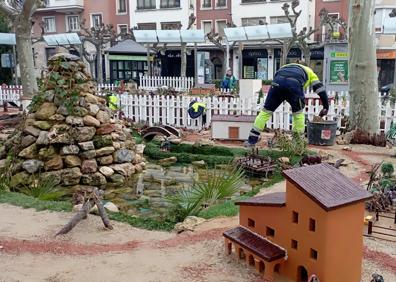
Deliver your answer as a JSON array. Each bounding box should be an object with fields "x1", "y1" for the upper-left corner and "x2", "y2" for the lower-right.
[{"x1": 223, "y1": 163, "x2": 372, "y2": 282}]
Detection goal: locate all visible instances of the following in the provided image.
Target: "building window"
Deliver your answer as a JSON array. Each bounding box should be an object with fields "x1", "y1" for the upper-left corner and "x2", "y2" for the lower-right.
[
  {"x1": 216, "y1": 20, "x2": 227, "y2": 37},
  {"x1": 161, "y1": 21, "x2": 182, "y2": 30},
  {"x1": 241, "y1": 17, "x2": 266, "y2": 27},
  {"x1": 266, "y1": 226, "x2": 275, "y2": 237},
  {"x1": 137, "y1": 0, "x2": 156, "y2": 10},
  {"x1": 117, "y1": 24, "x2": 129, "y2": 35},
  {"x1": 270, "y1": 16, "x2": 292, "y2": 24},
  {"x1": 45, "y1": 47, "x2": 56, "y2": 63},
  {"x1": 160, "y1": 0, "x2": 180, "y2": 8},
  {"x1": 67, "y1": 15, "x2": 80, "y2": 32},
  {"x1": 91, "y1": 14, "x2": 103, "y2": 28},
  {"x1": 248, "y1": 218, "x2": 255, "y2": 228},
  {"x1": 216, "y1": 0, "x2": 226, "y2": 8},
  {"x1": 202, "y1": 21, "x2": 213, "y2": 35},
  {"x1": 242, "y1": 0, "x2": 266, "y2": 3},
  {"x1": 43, "y1": 17, "x2": 56, "y2": 33},
  {"x1": 309, "y1": 218, "x2": 316, "y2": 232},
  {"x1": 117, "y1": 0, "x2": 127, "y2": 14},
  {"x1": 292, "y1": 211, "x2": 299, "y2": 223},
  {"x1": 137, "y1": 22, "x2": 156, "y2": 30},
  {"x1": 310, "y1": 248, "x2": 318, "y2": 260},
  {"x1": 291, "y1": 239, "x2": 298, "y2": 250},
  {"x1": 202, "y1": 0, "x2": 211, "y2": 8}
]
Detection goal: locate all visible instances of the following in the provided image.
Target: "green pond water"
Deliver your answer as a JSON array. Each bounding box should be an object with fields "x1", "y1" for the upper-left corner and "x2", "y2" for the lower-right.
[{"x1": 102, "y1": 163, "x2": 268, "y2": 219}]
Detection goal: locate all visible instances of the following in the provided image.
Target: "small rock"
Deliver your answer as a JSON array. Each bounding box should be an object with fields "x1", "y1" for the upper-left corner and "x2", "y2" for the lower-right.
[
  {"x1": 21, "y1": 135, "x2": 37, "y2": 148},
  {"x1": 111, "y1": 132, "x2": 127, "y2": 142},
  {"x1": 135, "y1": 144, "x2": 146, "y2": 154},
  {"x1": 60, "y1": 145, "x2": 80, "y2": 155},
  {"x1": 318, "y1": 150, "x2": 331, "y2": 160},
  {"x1": 23, "y1": 126, "x2": 40, "y2": 137},
  {"x1": 96, "y1": 146, "x2": 115, "y2": 157},
  {"x1": 36, "y1": 131, "x2": 50, "y2": 145},
  {"x1": 174, "y1": 216, "x2": 206, "y2": 233},
  {"x1": 10, "y1": 171, "x2": 30, "y2": 187},
  {"x1": 48, "y1": 114, "x2": 66, "y2": 121},
  {"x1": 124, "y1": 139, "x2": 135, "y2": 150},
  {"x1": 62, "y1": 167, "x2": 82, "y2": 186},
  {"x1": 56, "y1": 105, "x2": 69, "y2": 116},
  {"x1": 104, "y1": 202, "x2": 119, "y2": 213},
  {"x1": 35, "y1": 102, "x2": 57, "y2": 120},
  {"x1": 83, "y1": 115, "x2": 100, "y2": 127},
  {"x1": 113, "y1": 149, "x2": 134, "y2": 163},
  {"x1": 86, "y1": 103, "x2": 100, "y2": 115},
  {"x1": 73, "y1": 204, "x2": 83, "y2": 212},
  {"x1": 38, "y1": 146, "x2": 56, "y2": 160},
  {"x1": 81, "y1": 172, "x2": 107, "y2": 186},
  {"x1": 133, "y1": 154, "x2": 143, "y2": 165},
  {"x1": 0, "y1": 159, "x2": 7, "y2": 169},
  {"x1": 80, "y1": 150, "x2": 96, "y2": 159},
  {"x1": 74, "y1": 127, "x2": 96, "y2": 142},
  {"x1": 48, "y1": 124, "x2": 73, "y2": 144},
  {"x1": 65, "y1": 155, "x2": 82, "y2": 168},
  {"x1": 343, "y1": 146, "x2": 352, "y2": 151},
  {"x1": 194, "y1": 139, "x2": 215, "y2": 146},
  {"x1": 278, "y1": 157, "x2": 290, "y2": 164},
  {"x1": 66, "y1": 116, "x2": 84, "y2": 126},
  {"x1": 192, "y1": 160, "x2": 206, "y2": 168},
  {"x1": 170, "y1": 138, "x2": 182, "y2": 145},
  {"x1": 18, "y1": 144, "x2": 37, "y2": 159},
  {"x1": 93, "y1": 135, "x2": 113, "y2": 149},
  {"x1": 97, "y1": 155, "x2": 113, "y2": 165},
  {"x1": 110, "y1": 163, "x2": 135, "y2": 177},
  {"x1": 45, "y1": 155, "x2": 63, "y2": 170},
  {"x1": 78, "y1": 141, "x2": 95, "y2": 151},
  {"x1": 83, "y1": 93, "x2": 98, "y2": 104},
  {"x1": 96, "y1": 110, "x2": 111, "y2": 124},
  {"x1": 113, "y1": 142, "x2": 121, "y2": 150},
  {"x1": 96, "y1": 124, "x2": 116, "y2": 135},
  {"x1": 99, "y1": 166, "x2": 114, "y2": 177},
  {"x1": 22, "y1": 160, "x2": 43, "y2": 174},
  {"x1": 134, "y1": 164, "x2": 143, "y2": 173},
  {"x1": 44, "y1": 90, "x2": 55, "y2": 102},
  {"x1": 73, "y1": 107, "x2": 89, "y2": 117},
  {"x1": 158, "y1": 157, "x2": 177, "y2": 166},
  {"x1": 33, "y1": 121, "x2": 51, "y2": 130},
  {"x1": 81, "y1": 159, "x2": 98, "y2": 174},
  {"x1": 109, "y1": 173, "x2": 125, "y2": 183}
]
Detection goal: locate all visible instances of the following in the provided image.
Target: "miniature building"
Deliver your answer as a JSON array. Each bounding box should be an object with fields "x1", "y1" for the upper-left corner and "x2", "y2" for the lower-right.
[
  {"x1": 211, "y1": 115, "x2": 256, "y2": 140},
  {"x1": 224, "y1": 163, "x2": 372, "y2": 281}
]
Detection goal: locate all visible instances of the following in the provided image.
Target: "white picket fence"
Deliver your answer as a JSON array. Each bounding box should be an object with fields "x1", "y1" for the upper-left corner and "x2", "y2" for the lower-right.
[
  {"x1": 139, "y1": 76, "x2": 194, "y2": 92},
  {"x1": 1, "y1": 85, "x2": 395, "y2": 133}
]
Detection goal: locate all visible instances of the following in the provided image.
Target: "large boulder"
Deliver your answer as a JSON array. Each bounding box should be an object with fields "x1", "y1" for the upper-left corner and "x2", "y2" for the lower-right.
[
  {"x1": 23, "y1": 126, "x2": 40, "y2": 137},
  {"x1": 65, "y1": 155, "x2": 82, "y2": 168},
  {"x1": 96, "y1": 124, "x2": 116, "y2": 135},
  {"x1": 18, "y1": 144, "x2": 37, "y2": 159},
  {"x1": 113, "y1": 149, "x2": 134, "y2": 163},
  {"x1": 86, "y1": 103, "x2": 100, "y2": 115},
  {"x1": 83, "y1": 115, "x2": 100, "y2": 127},
  {"x1": 62, "y1": 167, "x2": 82, "y2": 186},
  {"x1": 36, "y1": 131, "x2": 50, "y2": 145},
  {"x1": 81, "y1": 172, "x2": 107, "y2": 186},
  {"x1": 48, "y1": 124, "x2": 73, "y2": 144},
  {"x1": 110, "y1": 163, "x2": 135, "y2": 177},
  {"x1": 97, "y1": 155, "x2": 113, "y2": 165},
  {"x1": 45, "y1": 155, "x2": 63, "y2": 170},
  {"x1": 93, "y1": 135, "x2": 113, "y2": 149},
  {"x1": 35, "y1": 102, "x2": 57, "y2": 120},
  {"x1": 96, "y1": 146, "x2": 115, "y2": 157},
  {"x1": 74, "y1": 127, "x2": 96, "y2": 142},
  {"x1": 96, "y1": 110, "x2": 111, "y2": 124}
]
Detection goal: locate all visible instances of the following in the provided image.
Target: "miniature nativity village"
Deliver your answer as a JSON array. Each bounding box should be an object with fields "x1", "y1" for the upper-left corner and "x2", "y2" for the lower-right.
[{"x1": 0, "y1": 1, "x2": 396, "y2": 282}]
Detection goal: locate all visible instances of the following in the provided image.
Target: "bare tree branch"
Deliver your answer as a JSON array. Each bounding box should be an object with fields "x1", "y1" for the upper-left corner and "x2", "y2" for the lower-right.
[{"x1": 390, "y1": 8, "x2": 396, "y2": 17}]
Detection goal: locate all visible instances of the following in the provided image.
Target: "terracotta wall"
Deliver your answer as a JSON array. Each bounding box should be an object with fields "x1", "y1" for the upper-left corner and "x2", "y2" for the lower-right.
[
  {"x1": 32, "y1": 12, "x2": 69, "y2": 38},
  {"x1": 314, "y1": 0, "x2": 349, "y2": 41},
  {"x1": 196, "y1": 0, "x2": 232, "y2": 29},
  {"x1": 83, "y1": 0, "x2": 129, "y2": 28}
]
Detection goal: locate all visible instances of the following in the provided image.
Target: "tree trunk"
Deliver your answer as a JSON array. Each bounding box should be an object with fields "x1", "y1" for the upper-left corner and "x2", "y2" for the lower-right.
[
  {"x1": 56, "y1": 199, "x2": 94, "y2": 236},
  {"x1": 96, "y1": 46, "x2": 103, "y2": 84},
  {"x1": 15, "y1": 15, "x2": 37, "y2": 98},
  {"x1": 348, "y1": 0, "x2": 379, "y2": 134},
  {"x1": 281, "y1": 40, "x2": 292, "y2": 66},
  {"x1": 180, "y1": 43, "x2": 187, "y2": 77},
  {"x1": 222, "y1": 49, "x2": 227, "y2": 77}
]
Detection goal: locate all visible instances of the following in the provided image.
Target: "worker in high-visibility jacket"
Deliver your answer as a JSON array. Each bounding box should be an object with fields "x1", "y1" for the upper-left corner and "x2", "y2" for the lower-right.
[
  {"x1": 106, "y1": 93, "x2": 119, "y2": 111},
  {"x1": 247, "y1": 62, "x2": 329, "y2": 145},
  {"x1": 188, "y1": 100, "x2": 207, "y2": 125}
]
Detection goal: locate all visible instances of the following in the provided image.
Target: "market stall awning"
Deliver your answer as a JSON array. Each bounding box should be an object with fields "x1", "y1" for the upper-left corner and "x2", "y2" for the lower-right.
[
  {"x1": 43, "y1": 33, "x2": 81, "y2": 46},
  {"x1": 106, "y1": 39, "x2": 153, "y2": 54},
  {"x1": 134, "y1": 29, "x2": 205, "y2": 44},
  {"x1": 0, "y1": 33, "x2": 16, "y2": 45},
  {"x1": 383, "y1": 18, "x2": 396, "y2": 34},
  {"x1": 224, "y1": 23, "x2": 292, "y2": 42}
]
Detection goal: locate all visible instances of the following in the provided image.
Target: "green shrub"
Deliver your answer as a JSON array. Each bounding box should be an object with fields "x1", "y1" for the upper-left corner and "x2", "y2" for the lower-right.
[
  {"x1": 19, "y1": 175, "x2": 64, "y2": 201},
  {"x1": 381, "y1": 162, "x2": 394, "y2": 178}
]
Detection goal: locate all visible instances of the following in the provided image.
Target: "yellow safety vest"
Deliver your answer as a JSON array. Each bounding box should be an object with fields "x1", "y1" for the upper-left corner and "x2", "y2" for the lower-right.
[
  {"x1": 192, "y1": 102, "x2": 206, "y2": 112},
  {"x1": 108, "y1": 95, "x2": 119, "y2": 110}
]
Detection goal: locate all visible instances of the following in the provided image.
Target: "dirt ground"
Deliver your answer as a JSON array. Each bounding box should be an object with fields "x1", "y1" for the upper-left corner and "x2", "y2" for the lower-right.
[{"x1": 0, "y1": 127, "x2": 396, "y2": 281}]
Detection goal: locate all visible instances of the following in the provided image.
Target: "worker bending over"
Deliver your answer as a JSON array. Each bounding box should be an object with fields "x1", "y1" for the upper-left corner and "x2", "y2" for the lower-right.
[
  {"x1": 188, "y1": 100, "x2": 207, "y2": 125},
  {"x1": 247, "y1": 62, "x2": 329, "y2": 145}
]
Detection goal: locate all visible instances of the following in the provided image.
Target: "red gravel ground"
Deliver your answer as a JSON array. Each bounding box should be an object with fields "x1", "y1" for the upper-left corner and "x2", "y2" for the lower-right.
[{"x1": 363, "y1": 246, "x2": 396, "y2": 275}]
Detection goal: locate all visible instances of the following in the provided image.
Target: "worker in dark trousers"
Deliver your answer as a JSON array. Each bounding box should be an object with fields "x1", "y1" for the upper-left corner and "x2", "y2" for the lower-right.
[
  {"x1": 188, "y1": 100, "x2": 207, "y2": 126},
  {"x1": 246, "y1": 62, "x2": 329, "y2": 146}
]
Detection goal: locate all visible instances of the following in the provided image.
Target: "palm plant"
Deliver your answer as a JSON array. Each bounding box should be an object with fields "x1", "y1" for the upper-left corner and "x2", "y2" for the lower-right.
[{"x1": 167, "y1": 165, "x2": 245, "y2": 217}]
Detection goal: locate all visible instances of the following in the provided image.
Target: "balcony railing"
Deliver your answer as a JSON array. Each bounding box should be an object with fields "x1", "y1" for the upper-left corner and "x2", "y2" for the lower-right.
[{"x1": 40, "y1": 0, "x2": 83, "y2": 10}]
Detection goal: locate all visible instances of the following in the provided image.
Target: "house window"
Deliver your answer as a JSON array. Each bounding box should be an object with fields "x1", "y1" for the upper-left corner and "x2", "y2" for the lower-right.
[
  {"x1": 67, "y1": 15, "x2": 80, "y2": 32},
  {"x1": 45, "y1": 47, "x2": 56, "y2": 63},
  {"x1": 270, "y1": 16, "x2": 292, "y2": 24},
  {"x1": 117, "y1": 0, "x2": 127, "y2": 14},
  {"x1": 310, "y1": 248, "x2": 318, "y2": 260},
  {"x1": 43, "y1": 17, "x2": 56, "y2": 33},
  {"x1": 202, "y1": 21, "x2": 212, "y2": 35},
  {"x1": 291, "y1": 239, "x2": 298, "y2": 249},
  {"x1": 292, "y1": 211, "x2": 299, "y2": 223},
  {"x1": 309, "y1": 218, "x2": 316, "y2": 232},
  {"x1": 161, "y1": 21, "x2": 182, "y2": 30},
  {"x1": 137, "y1": 0, "x2": 156, "y2": 10},
  {"x1": 91, "y1": 14, "x2": 103, "y2": 28},
  {"x1": 117, "y1": 24, "x2": 129, "y2": 36},
  {"x1": 160, "y1": 0, "x2": 180, "y2": 8},
  {"x1": 248, "y1": 218, "x2": 255, "y2": 228},
  {"x1": 137, "y1": 22, "x2": 156, "y2": 30},
  {"x1": 216, "y1": 0, "x2": 226, "y2": 8},
  {"x1": 216, "y1": 20, "x2": 227, "y2": 37},
  {"x1": 266, "y1": 226, "x2": 275, "y2": 237},
  {"x1": 202, "y1": 0, "x2": 212, "y2": 8},
  {"x1": 241, "y1": 17, "x2": 266, "y2": 27}
]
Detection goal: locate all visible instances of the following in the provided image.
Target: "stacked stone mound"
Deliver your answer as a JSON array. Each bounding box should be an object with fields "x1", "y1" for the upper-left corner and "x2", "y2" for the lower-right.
[{"x1": 0, "y1": 53, "x2": 145, "y2": 190}]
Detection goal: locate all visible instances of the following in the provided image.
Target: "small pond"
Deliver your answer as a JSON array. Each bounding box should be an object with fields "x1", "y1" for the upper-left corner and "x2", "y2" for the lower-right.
[{"x1": 102, "y1": 163, "x2": 269, "y2": 219}]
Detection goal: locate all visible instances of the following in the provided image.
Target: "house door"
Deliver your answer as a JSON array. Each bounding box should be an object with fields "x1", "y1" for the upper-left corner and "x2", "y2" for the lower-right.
[
  {"x1": 297, "y1": 266, "x2": 308, "y2": 282},
  {"x1": 229, "y1": 127, "x2": 239, "y2": 139}
]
